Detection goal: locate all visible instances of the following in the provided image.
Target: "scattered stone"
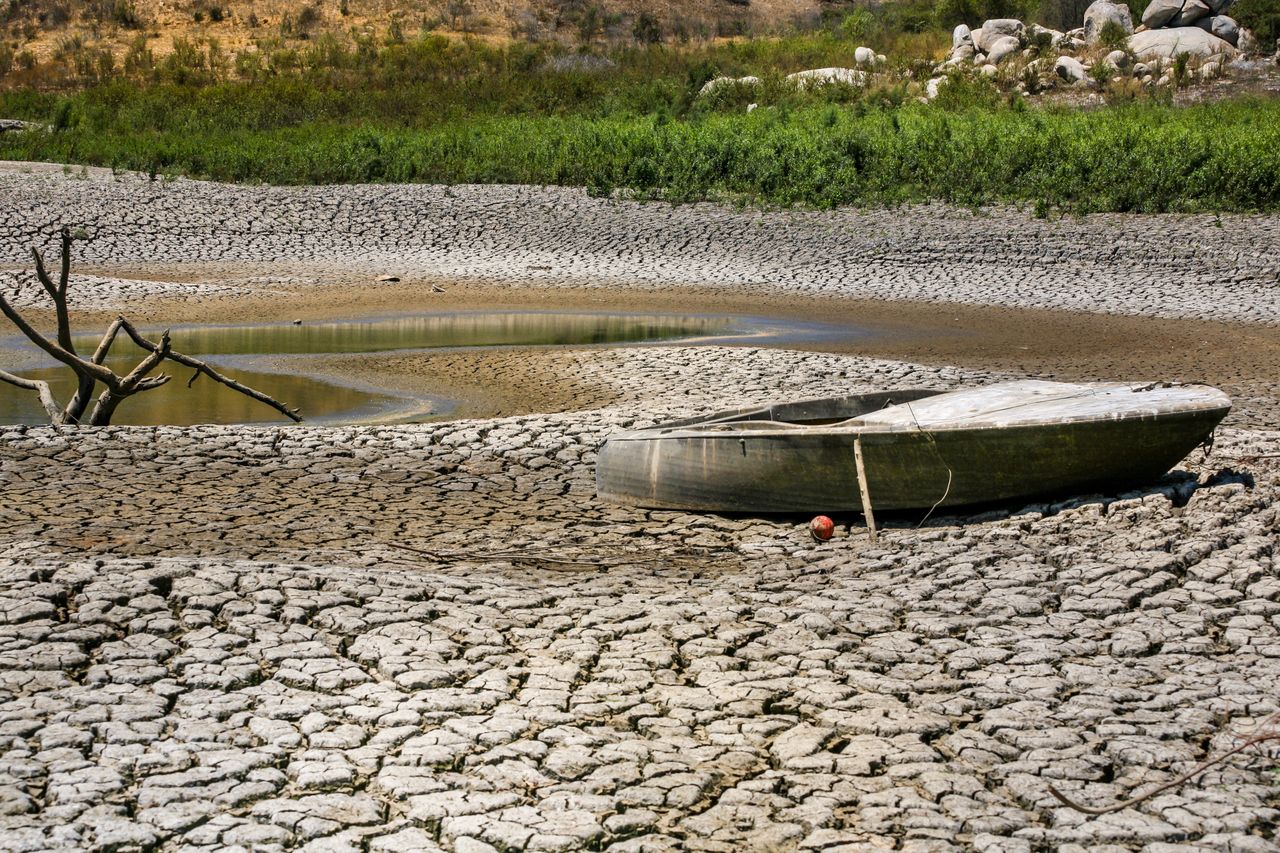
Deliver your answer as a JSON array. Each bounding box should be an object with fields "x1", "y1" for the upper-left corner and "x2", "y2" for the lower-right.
[{"x1": 1055, "y1": 56, "x2": 1089, "y2": 81}]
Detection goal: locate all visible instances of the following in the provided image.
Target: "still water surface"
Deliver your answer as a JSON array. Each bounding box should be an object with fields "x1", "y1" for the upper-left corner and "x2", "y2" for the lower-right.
[{"x1": 0, "y1": 312, "x2": 776, "y2": 426}]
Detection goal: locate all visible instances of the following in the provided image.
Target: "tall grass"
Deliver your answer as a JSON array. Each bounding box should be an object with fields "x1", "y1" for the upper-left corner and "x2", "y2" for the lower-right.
[{"x1": 2, "y1": 98, "x2": 1277, "y2": 212}]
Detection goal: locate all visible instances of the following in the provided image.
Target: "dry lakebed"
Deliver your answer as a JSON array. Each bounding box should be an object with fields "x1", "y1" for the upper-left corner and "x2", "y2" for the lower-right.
[{"x1": 0, "y1": 163, "x2": 1278, "y2": 852}]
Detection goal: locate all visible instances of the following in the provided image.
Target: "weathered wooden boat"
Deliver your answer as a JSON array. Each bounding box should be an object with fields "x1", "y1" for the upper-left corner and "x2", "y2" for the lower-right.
[{"x1": 595, "y1": 380, "x2": 1231, "y2": 513}]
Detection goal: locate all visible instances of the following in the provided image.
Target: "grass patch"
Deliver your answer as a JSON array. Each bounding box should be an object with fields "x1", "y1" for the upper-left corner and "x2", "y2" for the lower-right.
[{"x1": 2, "y1": 93, "x2": 1278, "y2": 213}]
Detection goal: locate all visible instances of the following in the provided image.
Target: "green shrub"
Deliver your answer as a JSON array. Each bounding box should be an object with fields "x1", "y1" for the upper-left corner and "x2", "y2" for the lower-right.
[
  {"x1": 839, "y1": 9, "x2": 877, "y2": 41},
  {"x1": 935, "y1": 0, "x2": 1036, "y2": 28},
  {"x1": 1098, "y1": 20, "x2": 1129, "y2": 50},
  {"x1": 1026, "y1": 27, "x2": 1053, "y2": 53},
  {"x1": 1173, "y1": 51, "x2": 1190, "y2": 86},
  {"x1": 632, "y1": 12, "x2": 662, "y2": 44},
  {"x1": 1089, "y1": 60, "x2": 1115, "y2": 83},
  {"x1": 931, "y1": 73, "x2": 1001, "y2": 109},
  {"x1": 1233, "y1": 0, "x2": 1280, "y2": 45}
]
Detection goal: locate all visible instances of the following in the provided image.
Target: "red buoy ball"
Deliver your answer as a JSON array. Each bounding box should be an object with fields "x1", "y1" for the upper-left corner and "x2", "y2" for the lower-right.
[{"x1": 809, "y1": 515, "x2": 835, "y2": 541}]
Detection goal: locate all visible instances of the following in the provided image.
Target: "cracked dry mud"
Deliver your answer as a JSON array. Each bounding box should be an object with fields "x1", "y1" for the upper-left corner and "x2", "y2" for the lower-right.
[
  {"x1": 2, "y1": 348, "x2": 1278, "y2": 852},
  {"x1": 0, "y1": 163, "x2": 1279, "y2": 325},
  {"x1": 0, "y1": 166, "x2": 1278, "y2": 851}
]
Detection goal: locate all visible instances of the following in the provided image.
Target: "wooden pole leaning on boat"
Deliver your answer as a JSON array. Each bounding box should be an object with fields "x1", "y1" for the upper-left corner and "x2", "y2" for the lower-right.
[{"x1": 853, "y1": 436, "x2": 878, "y2": 544}]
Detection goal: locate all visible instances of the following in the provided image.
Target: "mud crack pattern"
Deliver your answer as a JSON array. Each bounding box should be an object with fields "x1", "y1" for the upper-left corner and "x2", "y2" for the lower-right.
[{"x1": 1, "y1": 350, "x2": 1278, "y2": 852}]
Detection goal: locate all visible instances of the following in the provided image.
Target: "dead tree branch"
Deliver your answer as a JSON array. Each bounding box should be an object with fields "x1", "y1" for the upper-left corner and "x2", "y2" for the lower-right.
[
  {"x1": 117, "y1": 319, "x2": 302, "y2": 423},
  {"x1": 32, "y1": 227, "x2": 95, "y2": 421},
  {"x1": 1049, "y1": 714, "x2": 1280, "y2": 816},
  {"x1": 0, "y1": 368, "x2": 63, "y2": 424},
  {"x1": 1, "y1": 232, "x2": 302, "y2": 426}
]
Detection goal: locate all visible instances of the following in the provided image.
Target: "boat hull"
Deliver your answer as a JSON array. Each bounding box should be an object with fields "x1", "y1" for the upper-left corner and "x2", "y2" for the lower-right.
[{"x1": 596, "y1": 394, "x2": 1228, "y2": 513}]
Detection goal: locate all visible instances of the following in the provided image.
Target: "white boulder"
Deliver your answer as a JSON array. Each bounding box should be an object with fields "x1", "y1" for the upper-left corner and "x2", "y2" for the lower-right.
[
  {"x1": 925, "y1": 77, "x2": 944, "y2": 99},
  {"x1": 1084, "y1": 1, "x2": 1134, "y2": 42},
  {"x1": 785, "y1": 67, "x2": 867, "y2": 87},
  {"x1": 854, "y1": 46, "x2": 877, "y2": 65},
  {"x1": 1196, "y1": 14, "x2": 1239, "y2": 45},
  {"x1": 698, "y1": 75, "x2": 760, "y2": 97},
  {"x1": 1106, "y1": 48, "x2": 1131, "y2": 68},
  {"x1": 1029, "y1": 23, "x2": 1065, "y2": 45},
  {"x1": 987, "y1": 35, "x2": 1022, "y2": 64},
  {"x1": 1054, "y1": 55, "x2": 1088, "y2": 80},
  {"x1": 947, "y1": 42, "x2": 977, "y2": 64},
  {"x1": 953, "y1": 24, "x2": 973, "y2": 47},
  {"x1": 980, "y1": 63, "x2": 999, "y2": 76},
  {"x1": 1128, "y1": 26, "x2": 1237, "y2": 58},
  {"x1": 1171, "y1": 0, "x2": 1212, "y2": 26},
  {"x1": 1199, "y1": 57, "x2": 1224, "y2": 77},
  {"x1": 1141, "y1": 0, "x2": 1183, "y2": 28},
  {"x1": 978, "y1": 18, "x2": 1025, "y2": 50}
]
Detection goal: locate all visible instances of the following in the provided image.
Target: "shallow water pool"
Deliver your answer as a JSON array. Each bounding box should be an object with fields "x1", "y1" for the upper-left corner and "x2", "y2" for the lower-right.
[{"x1": 0, "y1": 311, "x2": 864, "y2": 426}]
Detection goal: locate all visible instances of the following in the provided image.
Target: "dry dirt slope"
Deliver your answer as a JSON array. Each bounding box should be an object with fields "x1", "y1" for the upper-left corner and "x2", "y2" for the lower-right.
[{"x1": 4, "y1": 0, "x2": 827, "y2": 62}]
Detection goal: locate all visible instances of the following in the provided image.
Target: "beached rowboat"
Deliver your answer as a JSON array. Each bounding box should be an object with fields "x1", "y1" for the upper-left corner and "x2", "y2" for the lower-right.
[{"x1": 595, "y1": 380, "x2": 1231, "y2": 513}]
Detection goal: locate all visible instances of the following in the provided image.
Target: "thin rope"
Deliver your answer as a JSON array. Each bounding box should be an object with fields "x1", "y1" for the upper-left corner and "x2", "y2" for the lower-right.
[{"x1": 903, "y1": 399, "x2": 955, "y2": 528}]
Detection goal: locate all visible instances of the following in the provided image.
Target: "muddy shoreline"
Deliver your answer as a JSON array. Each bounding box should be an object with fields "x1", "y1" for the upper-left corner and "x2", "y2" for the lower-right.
[{"x1": 20, "y1": 278, "x2": 1272, "y2": 427}]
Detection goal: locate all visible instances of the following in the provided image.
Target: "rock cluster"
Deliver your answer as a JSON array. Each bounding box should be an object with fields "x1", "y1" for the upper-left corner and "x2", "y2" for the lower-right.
[
  {"x1": 931, "y1": 0, "x2": 1253, "y2": 98},
  {"x1": 944, "y1": 17, "x2": 1063, "y2": 71},
  {"x1": 1138, "y1": 0, "x2": 1241, "y2": 54}
]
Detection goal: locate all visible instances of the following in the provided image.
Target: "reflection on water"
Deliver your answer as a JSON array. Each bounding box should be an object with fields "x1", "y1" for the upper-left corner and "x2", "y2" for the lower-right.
[
  {"x1": 94, "y1": 313, "x2": 736, "y2": 357},
  {"x1": 0, "y1": 312, "x2": 736, "y2": 426},
  {"x1": 3, "y1": 361, "x2": 394, "y2": 426}
]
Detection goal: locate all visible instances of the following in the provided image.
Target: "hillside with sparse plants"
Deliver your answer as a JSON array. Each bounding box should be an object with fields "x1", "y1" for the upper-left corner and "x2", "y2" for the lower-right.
[{"x1": 0, "y1": 0, "x2": 1278, "y2": 212}]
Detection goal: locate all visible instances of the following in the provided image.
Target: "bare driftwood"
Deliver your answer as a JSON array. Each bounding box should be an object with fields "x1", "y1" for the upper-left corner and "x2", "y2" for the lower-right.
[
  {"x1": 1048, "y1": 713, "x2": 1280, "y2": 815},
  {"x1": 0, "y1": 227, "x2": 302, "y2": 426}
]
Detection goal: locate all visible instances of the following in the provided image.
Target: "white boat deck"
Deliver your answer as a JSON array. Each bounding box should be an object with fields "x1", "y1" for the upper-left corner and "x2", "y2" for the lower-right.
[{"x1": 848, "y1": 380, "x2": 1231, "y2": 431}]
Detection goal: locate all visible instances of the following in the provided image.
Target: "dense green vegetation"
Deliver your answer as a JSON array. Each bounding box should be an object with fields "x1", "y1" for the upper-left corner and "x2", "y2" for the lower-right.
[
  {"x1": 3, "y1": 86, "x2": 1277, "y2": 213},
  {"x1": 0, "y1": 19, "x2": 1277, "y2": 212},
  {"x1": 1233, "y1": 0, "x2": 1280, "y2": 45}
]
